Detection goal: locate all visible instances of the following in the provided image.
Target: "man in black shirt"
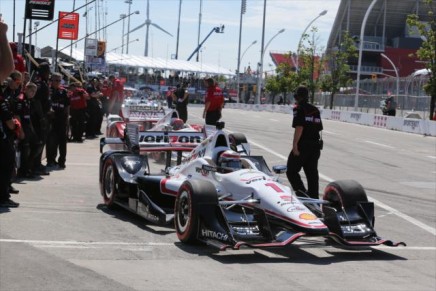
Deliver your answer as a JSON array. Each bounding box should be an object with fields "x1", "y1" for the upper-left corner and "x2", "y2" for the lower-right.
[
  {"x1": 286, "y1": 86, "x2": 323, "y2": 199},
  {"x1": 0, "y1": 86, "x2": 20, "y2": 207},
  {"x1": 46, "y1": 73, "x2": 69, "y2": 168},
  {"x1": 173, "y1": 82, "x2": 189, "y2": 123},
  {"x1": 32, "y1": 63, "x2": 52, "y2": 175}
]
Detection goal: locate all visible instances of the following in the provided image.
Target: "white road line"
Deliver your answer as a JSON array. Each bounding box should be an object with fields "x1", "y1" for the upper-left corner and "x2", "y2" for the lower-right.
[
  {"x1": 269, "y1": 119, "x2": 279, "y2": 122},
  {"x1": 322, "y1": 130, "x2": 340, "y2": 135},
  {"x1": 244, "y1": 135, "x2": 436, "y2": 236},
  {"x1": 0, "y1": 239, "x2": 174, "y2": 246},
  {"x1": 1, "y1": 238, "x2": 434, "y2": 251},
  {"x1": 364, "y1": 140, "x2": 395, "y2": 149},
  {"x1": 427, "y1": 156, "x2": 436, "y2": 159}
]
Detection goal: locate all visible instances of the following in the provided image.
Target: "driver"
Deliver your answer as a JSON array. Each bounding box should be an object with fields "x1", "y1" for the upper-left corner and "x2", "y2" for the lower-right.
[
  {"x1": 217, "y1": 150, "x2": 242, "y2": 173},
  {"x1": 170, "y1": 118, "x2": 184, "y2": 130}
]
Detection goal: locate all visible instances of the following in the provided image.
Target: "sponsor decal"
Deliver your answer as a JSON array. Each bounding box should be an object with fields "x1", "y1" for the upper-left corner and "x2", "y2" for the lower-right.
[
  {"x1": 350, "y1": 113, "x2": 361, "y2": 121},
  {"x1": 286, "y1": 205, "x2": 307, "y2": 211},
  {"x1": 241, "y1": 175, "x2": 266, "y2": 184},
  {"x1": 201, "y1": 229, "x2": 229, "y2": 241},
  {"x1": 299, "y1": 213, "x2": 317, "y2": 220},
  {"x1": 305, "y1": 116, "x2": 322, "y2": 123},
  {"x1": 195, "y1": 167, "x2": 209, "y2": 177},
  {"x1": 403, "y1": 119, "x2": 420, "y2": 130},
  {"x1": 280, "y1": 195, "x2": 293, "y2": 201},
  {"x1": 139, "y1": 133, "x2": 203, "y2": 144},
  {"x1": 139, "y1": 204, "x2": 160, "y2": 222}
]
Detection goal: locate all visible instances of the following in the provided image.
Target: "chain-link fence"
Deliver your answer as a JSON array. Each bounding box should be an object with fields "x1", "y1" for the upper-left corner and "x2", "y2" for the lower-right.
[{"x1": 313, "y1": 74, "x2": 432, "y2": 118}]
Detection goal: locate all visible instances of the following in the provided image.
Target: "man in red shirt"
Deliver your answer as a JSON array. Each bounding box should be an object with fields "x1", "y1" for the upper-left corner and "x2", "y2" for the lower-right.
[
  {"x1": 68, "y1": 82, "x2": 89, "y2": 142},
  {"x1": 9, "y1": 43, "x2": 26, "y2": 73},
  {"x1": 203, "y1": 78, "x2": 224, "y2": 125},
  {"x1": 108, "y1": 75, "x2": 124, "y2": 115}
]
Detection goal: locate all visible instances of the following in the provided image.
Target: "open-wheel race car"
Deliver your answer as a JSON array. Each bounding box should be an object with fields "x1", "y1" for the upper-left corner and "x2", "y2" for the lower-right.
[
  {"x1": 106, "y1": 104, "x2": 202, "y2": 139},
  {"x1": 99, "y1": 122, "x2": 405, "y2": 251}
]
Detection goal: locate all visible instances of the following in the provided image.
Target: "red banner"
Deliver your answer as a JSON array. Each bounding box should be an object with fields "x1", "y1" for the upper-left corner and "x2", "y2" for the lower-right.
[{"x1": 57, "y1": 12, "x2": 79, "y2": 40}]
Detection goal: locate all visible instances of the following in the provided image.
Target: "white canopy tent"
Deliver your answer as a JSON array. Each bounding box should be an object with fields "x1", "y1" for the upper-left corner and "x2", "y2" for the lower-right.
[{"x1": 67, "y1": 48, "x2": 235, "y2": 76}]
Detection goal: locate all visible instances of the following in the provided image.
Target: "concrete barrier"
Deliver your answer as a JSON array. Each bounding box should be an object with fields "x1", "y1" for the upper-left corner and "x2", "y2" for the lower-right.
[{"x1": 225, "y1": 103, "x2": 436, "y2": 137}]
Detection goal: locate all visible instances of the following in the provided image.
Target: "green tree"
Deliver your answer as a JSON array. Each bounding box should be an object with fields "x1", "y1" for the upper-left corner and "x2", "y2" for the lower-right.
[
  {"x1": 298, "y1": 27, "x2": 325, "y2": 104},
  {"x1": 319, "y1": 31, "x2": 357, "y2": 109},
  {"x1": 407, "y1": 0, "x2": 436, "y2": 120}
]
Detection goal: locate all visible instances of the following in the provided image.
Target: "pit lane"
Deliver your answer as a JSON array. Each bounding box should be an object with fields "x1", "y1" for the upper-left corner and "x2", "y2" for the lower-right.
[{"x1": 0, "y1": 106, "x2": 434, "y2": 291}]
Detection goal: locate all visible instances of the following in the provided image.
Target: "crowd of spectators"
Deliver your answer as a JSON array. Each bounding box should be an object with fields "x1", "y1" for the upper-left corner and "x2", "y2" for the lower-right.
[{"x1": 0, "y1": 41, "x2": 125, "y2": 208}]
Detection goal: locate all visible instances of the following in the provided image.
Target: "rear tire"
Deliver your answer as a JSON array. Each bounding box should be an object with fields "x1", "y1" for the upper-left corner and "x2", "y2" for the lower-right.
[
  {"x1": 101, "y1": 158, "x2": 118, "y2": 208},
  {"x1": 323, "y1": 180, "x2": 368, "y2": 210}
]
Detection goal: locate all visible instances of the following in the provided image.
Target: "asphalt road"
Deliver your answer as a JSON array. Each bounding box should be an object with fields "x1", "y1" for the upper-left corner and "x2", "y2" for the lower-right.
[{"x1": 1, "y1": 106, "x2": 435, "y2": 291}]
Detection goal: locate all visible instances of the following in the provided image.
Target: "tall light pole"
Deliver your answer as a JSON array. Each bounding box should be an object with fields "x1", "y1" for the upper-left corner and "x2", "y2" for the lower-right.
[
  {"x1": 196, "y1": 0, "x2": 203, "y2": 62},
  {"x1": 125, "y1": 0, "x2": 133, "y2": 54},
  {"x1": 34, "y1": 21, "x2": 40, "y2": 49},
  {"x1": 237, "y1": 40, "x2": 256, "y2": 103},
  {"x1": 381, "y1": 53, "x2": 400, "y2": 97},
  {"x1": 120, "y1": 14, "x2": 126, "y2": 53},
  {"x1": 236, "y1": 0, "x2": 247, "y2": 103},
  {"x1": 257, "y1": 0, "x2": 267, "y2": 105},
  {"x1": 175, "y1": 0, "x2": 182, "y2": 59},
  {"x1": 296, "y1": 9, "x2": 327, "y2": 72},
  {"x1": 256, "y1": 28, "x2": 285, "y2": 104},
  {"x1": 355, "y1": 0, "x2": 378, "y2": 111}
]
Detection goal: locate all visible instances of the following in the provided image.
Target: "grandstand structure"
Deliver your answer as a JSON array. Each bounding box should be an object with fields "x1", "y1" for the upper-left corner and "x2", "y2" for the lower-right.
[{"x1": 327, "y1": 0, "x2": 434, "y2": 79}]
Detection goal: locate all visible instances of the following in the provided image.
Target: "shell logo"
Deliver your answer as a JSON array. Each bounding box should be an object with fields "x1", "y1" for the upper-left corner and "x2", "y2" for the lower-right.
[{"x1": 299, "y1": 213, "x2": 317, "y2": 220}]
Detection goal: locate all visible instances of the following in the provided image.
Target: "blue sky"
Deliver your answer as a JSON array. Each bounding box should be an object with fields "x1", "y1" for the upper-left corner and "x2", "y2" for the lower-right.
[{"x1": 0, "y1": 0, "x2": 341, "y2": 73}]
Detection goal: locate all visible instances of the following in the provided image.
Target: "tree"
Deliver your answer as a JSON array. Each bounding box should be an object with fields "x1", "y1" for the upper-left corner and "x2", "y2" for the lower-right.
[
  {"x1": 264, "y1": 55, "x2": 298, "y2": 105},
  {"x1": 319, "y1": 31, "x2": 357, "y2": 109},
  {"x1": 407, "y1": 0, "x2": 436, "y2": 120},
  {"x1": 298, "y1": 27, "x2": 325, "y2": 104}
]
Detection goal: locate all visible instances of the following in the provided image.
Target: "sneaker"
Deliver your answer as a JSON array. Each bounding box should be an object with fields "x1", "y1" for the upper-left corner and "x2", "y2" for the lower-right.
[
  {"x1": 9, "y1": 186, "x2": 19, "y2": 194},
  {"x1": 46, "y1": 162, "x2": 58, "y2": 168},
  {"x1": 58, "y1": 163, "x2": 66, "y2": 169},
  {"x1": 34, "y1": 169, "x2": 50, "y2": 176},
  {"x1": 0, "y1": 199, "x2": 20, "y2": 208}
]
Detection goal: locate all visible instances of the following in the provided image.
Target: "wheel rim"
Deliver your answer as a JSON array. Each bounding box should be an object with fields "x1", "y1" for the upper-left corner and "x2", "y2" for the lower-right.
[
  {"x1": 176, "y1": 190, "x2": 190, "y2": 232},
  {"x1": 104, "y1": 165, "x2": 114, "y2": 201}
]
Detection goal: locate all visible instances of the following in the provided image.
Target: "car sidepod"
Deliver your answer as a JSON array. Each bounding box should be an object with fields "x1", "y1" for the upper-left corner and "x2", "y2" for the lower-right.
[{"x1": 100, "y1": 151, "x2": 149, "y2": 208}]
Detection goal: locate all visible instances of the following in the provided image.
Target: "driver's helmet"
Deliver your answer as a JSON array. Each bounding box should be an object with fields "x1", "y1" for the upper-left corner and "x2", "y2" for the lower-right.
[
  {"x1": 170, "y1": 118, "x2": 184, "y2": 130},
  {"x1": 218, "y1": 150, "x2": 242, "y2": 172}
]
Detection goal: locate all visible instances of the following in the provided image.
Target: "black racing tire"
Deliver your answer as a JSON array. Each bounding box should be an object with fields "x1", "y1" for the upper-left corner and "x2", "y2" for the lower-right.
[
  {"x1": 228, "y1": 133, "x2": 247, "y2": 152},
  {"x1": 174, "y1": 180, "x2": 218, "y2": 244},
  {"x1": 101, "y1": 158, "x2": 118, "y2": 209},
  {"x1": 323, "y1": 180, "x2": 368, "y2": 210}
]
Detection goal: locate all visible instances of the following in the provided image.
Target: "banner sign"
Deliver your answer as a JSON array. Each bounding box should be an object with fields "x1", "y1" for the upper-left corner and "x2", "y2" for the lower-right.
[
  {"x1": 57, "y1": 12, "x2": 79, "y2": 40},
  {"x1": 86, "y1": 41, "x2": 106, "y2": 71},
  {"x1": 85, "y1": 38, "x2": 98, "y2": 57},
  {"x1": 25, "y1": 0, "x2": 56, "y2": 20}
]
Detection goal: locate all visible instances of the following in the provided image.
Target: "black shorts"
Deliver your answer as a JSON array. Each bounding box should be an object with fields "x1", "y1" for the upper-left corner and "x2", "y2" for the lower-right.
[{"x1": 205, "y1": 110, "x2": 221, "y2": 125}]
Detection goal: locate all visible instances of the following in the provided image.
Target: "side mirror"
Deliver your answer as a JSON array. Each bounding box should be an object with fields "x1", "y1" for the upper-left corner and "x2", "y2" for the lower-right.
[{"x1": 272, "y1": 165, "x2": 287, "y2": 174}]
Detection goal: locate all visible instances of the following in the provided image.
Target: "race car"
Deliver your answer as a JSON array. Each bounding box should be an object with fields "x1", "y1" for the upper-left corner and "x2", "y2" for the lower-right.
[
  {"x1": 107, "y1": 106, "x2": 202, "y2": 139},
  {"x1": 99, "y1": 122, "x2": 405, "y2": 251}
]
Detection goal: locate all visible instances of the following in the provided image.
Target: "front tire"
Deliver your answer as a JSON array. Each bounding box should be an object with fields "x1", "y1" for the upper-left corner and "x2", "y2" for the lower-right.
[
  {"x1": 174, "y1": 180, "x2": 218, "y2": 244},
  {"x1": 101, "y1": 158, "x2": 118, "y2": 208},
  {"x1": 323, "y1": 180, "x2": 368, "y2": 210}
]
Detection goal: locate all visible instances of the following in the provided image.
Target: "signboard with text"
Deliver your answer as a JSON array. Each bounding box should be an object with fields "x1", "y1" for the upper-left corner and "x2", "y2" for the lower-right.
[
  {"x1": 25, "y1": 0, "x2": 56, "y2": 20},
  {"x1": 57, "y1": 12, "x2": 79, "y2": 40}
]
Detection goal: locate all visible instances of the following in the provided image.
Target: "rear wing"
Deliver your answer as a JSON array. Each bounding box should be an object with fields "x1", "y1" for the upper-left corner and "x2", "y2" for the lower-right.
[
  {"x1": 100, "y1": 123, "x2": 205, "y2": 153},
  {"x1": 122, "y1": 105, "x2": 166, "y2": 121}
]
